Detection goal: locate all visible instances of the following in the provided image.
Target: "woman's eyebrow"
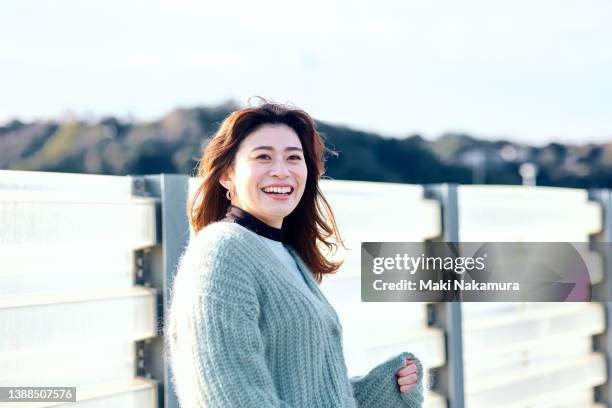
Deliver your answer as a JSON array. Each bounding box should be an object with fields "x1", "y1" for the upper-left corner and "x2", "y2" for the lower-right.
[{"x1": 250, "y1": 146, "x2": 303, "y2": 153}]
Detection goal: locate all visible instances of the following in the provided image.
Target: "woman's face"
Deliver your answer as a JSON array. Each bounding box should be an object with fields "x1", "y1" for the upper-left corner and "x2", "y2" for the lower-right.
[{"x1": 221, "y1": 124, "x2": 308, "y2": 228}]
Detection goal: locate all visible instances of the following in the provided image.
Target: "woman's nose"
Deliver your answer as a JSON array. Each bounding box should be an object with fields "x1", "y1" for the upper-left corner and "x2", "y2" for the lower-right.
[{"x1": 270, "y1": 159, "x2": 291, "y2": 177}]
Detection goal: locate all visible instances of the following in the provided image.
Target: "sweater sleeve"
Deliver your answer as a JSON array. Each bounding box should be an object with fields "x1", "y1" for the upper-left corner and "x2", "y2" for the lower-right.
[
  {"x1": 164, "y1": 233, "x2": 294, "y2": 408},
  {"x1": 350, "y1": 351, "x2": 425, "y2": 408}
]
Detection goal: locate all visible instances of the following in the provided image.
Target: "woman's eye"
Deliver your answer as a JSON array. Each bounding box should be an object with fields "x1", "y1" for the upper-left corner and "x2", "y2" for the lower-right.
[
  {"x1": 288, "y1": 155, "x2": 302, "y2": 160},
  {"x1": 256, "y1": 154, "x2": 271, "y2": 160}
]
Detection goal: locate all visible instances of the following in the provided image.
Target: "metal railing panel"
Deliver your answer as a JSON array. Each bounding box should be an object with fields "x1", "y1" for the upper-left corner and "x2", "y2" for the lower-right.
[
  {"x1": 0, "y1": 191, "x2": 156, "y2": 248},
  {"x1": 466, "y1": 353, "x2": 605, "y2": 407},
  {"x1": 0, "y1": 170, "x2": 134, "y2": 197},
  {"x1": 0, "y1": 287, "x2": 158, "y2": 350},
  {"x1": 51, "y1": 378, "x2": 157, "y2": 408},
  {"x1": 0, "y1": 245, "x2": 136, "y2": 295},
  {"x1": 0, "y1": 341, "x2": 137, "y2": 387},
  {"x1": 457, "y1": 185, "x2": 601, "y2": 242}
]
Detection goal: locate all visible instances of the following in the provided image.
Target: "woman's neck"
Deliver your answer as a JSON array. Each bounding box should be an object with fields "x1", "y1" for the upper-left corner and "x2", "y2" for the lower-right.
[{"x1": 221, "y1": 205, "x2": 285, "y2": 242}]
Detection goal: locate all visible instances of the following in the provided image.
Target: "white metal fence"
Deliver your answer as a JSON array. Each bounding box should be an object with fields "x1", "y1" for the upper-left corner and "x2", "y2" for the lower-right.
[
  {"x1": 2, "y1": 170, "x2": 611, "y2": 407},
  {"x1": 458, "y1": 186, "x2": 606, "y2": 408},
  {"x1": 0, "y1": 171, "x2": 159, "y2": 407}
]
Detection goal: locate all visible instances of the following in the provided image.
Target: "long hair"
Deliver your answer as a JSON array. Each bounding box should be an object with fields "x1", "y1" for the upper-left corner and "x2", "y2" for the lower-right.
[{"x1": 188, "y1": 99, "x2": 346, "y2": 282}]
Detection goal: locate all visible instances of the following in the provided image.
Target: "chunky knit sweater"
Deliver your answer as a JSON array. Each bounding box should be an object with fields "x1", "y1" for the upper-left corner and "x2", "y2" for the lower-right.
[{"x1": 165, "y1": 221, "x2": 424, "y2": 407}]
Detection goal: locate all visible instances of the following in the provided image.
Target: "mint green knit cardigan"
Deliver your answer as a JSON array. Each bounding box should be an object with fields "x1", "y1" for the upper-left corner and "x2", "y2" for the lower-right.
[{"x1": 165, "y1": 221, "x2": 424, "y2": 407}]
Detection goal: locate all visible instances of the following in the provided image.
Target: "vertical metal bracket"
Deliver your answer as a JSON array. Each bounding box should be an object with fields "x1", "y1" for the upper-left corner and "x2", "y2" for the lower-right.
[
  {"x1": 134, "y1": 248, "x2": 153, "y2": 287},
  {"x1": 588, "y1": 189, "x2": 612, "y2": 406},
  {"x1": 131, "y1": 176, "x2": 163, "y2": 408},
  {"x1": 130, "y1": 174, "x2": 189, "y2": 408},
  {"x1": 423, "y1": 184, "x2": 465, "y2": 408}
]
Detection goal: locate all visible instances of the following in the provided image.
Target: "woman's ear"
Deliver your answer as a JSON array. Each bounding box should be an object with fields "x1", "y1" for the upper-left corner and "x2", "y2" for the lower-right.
[
  {"x1": 219, "y1": 169, "x2": 233, "y2": 191},
  {"x1": 219, "y1": 178, "x2": 230, "y2": 191}
]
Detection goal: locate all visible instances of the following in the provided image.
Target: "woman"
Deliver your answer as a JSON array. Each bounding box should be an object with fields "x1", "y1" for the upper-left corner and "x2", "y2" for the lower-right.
[{"x1": 165, "y1": 100, "x2": 424, "y2": 407}]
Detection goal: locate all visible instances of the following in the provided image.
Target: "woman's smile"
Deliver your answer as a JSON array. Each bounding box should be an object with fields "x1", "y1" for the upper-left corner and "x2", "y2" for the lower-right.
[{"x1": 261, "y1": 184, "x2": 295, "y2": 200}]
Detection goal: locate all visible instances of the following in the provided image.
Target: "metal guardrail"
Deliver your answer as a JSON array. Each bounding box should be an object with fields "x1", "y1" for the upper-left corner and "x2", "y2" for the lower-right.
[{"x1": 2, "y1": 170, "x2": 612, "y2": 407}]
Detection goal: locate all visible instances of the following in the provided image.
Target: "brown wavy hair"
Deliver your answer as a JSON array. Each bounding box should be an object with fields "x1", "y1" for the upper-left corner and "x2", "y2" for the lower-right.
[{"x1": 188, "y1": 99, "x2": 346, "y2": 283}]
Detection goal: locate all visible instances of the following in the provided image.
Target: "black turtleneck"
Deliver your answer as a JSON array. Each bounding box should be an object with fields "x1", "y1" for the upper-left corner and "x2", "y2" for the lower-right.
[{"x1": 221, "y1": 205, "x2": 285, "y2": 242}]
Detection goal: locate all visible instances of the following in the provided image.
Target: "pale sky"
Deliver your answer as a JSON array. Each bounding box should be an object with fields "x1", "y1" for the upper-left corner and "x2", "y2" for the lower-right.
[{"x1": 1, "y1": 0, "x2": 611, "y2": 145}]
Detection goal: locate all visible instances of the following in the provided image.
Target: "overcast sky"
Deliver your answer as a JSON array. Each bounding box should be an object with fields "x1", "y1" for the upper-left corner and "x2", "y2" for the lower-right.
[{"x1": 2, "y1": 0, "x2": 611, "y2": 145}]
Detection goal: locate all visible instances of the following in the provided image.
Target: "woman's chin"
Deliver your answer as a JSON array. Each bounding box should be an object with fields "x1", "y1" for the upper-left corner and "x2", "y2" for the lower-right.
[{"x1": 262, "y1": 206, "x2": 295, "y2": 221}]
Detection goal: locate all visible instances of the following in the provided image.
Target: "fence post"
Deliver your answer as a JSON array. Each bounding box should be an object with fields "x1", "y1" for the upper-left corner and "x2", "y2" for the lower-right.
[
  {"x1": 132, "y1": 174, "x2": 190, "y2": 408},
  {"x1": 424, "y1": 183, "x2": 465, "y2": 408},
  {"x1": 589, "y1": 189, "x2": 612, "y2": 407}
]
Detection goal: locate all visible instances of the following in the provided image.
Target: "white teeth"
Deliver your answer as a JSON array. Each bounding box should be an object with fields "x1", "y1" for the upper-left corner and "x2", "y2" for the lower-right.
[{"x1": 262, "y1": 186, "x2": 292, "y2": 194}]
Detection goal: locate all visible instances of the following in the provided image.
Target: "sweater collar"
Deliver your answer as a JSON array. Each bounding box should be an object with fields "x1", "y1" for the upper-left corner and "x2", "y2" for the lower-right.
[{"x1": 221, "y1": 205, "x2": 285, "y2": 242}]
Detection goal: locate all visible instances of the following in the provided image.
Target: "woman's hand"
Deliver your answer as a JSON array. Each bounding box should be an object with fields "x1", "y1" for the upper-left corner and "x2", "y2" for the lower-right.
[{"x1": 397, "y1": 358, "x2": 418, "y2": 393}]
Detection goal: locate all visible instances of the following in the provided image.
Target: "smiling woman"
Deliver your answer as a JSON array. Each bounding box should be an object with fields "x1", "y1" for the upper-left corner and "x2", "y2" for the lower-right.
[
  {"x1": 164, "y1": 99, "x2": 424, "y2": 407},
  {"x1": 219, "y1": 123, "x2": 307, "y2": 229}
]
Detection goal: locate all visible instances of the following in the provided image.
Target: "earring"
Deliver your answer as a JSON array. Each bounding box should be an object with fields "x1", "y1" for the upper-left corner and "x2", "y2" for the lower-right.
[{"x1": 226, "y1": 188, "x2": 231, "y2": 200}]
